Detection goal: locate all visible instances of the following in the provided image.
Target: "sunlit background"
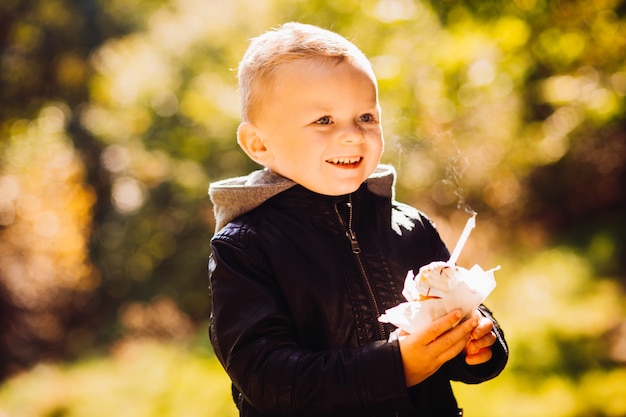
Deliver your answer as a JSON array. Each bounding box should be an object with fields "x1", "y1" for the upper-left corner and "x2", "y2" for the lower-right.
[{"x1": 1, "y1": 0, "x2": 625, "y2": 416}]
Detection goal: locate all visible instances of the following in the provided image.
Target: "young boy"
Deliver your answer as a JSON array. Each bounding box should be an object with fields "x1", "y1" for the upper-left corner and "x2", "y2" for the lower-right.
[{"x1": 208, "y1": 22, "x2": 508, "y2": 417}]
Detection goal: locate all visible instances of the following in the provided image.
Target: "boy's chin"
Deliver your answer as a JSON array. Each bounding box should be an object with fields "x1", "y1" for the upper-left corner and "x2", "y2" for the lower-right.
[{"x1": 304, "y1": 182, "x2": 362, "y2": 196}]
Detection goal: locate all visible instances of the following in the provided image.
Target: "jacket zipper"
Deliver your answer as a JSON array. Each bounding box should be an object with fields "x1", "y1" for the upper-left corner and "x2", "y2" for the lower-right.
[{"x1": 335, "y1": 196, "x2": 387, "y2": 340}]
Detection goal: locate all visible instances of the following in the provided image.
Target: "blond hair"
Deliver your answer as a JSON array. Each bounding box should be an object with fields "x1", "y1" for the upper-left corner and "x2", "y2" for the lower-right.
[{"x1": 237, "y1": 22, "x2": 374, "y2": 122}]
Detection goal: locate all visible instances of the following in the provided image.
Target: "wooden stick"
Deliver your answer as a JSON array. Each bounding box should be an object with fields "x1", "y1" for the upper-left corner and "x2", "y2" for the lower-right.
[{"x1": 448, "y1": 213, "x2": 476, "y2": 265}]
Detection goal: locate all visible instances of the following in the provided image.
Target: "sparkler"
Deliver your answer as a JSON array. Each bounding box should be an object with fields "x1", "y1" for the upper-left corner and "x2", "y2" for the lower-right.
[{"x1": 448, "y1": 212, "x2": 476, "y2": 265}]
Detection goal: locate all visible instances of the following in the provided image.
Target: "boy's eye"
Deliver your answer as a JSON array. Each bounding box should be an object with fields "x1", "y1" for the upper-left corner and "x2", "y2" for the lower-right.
[
  {"x1": 315, "y1": 116, "x2": 332, "y2": 125},
  {"x1": 359, "y1": 113, "x2": 376, "y2": 123}
]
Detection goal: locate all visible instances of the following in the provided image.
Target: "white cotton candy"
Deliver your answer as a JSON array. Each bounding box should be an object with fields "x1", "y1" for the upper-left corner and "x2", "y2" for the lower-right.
[{"x1": 379, "y1": 263, "x2": 499, "y2": 334}]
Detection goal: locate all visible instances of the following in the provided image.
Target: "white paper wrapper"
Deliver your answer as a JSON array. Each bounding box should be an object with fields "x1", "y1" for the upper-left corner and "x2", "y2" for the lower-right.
[{"x1": 378, "y1": 262, "x2": 499, "y2": 334}]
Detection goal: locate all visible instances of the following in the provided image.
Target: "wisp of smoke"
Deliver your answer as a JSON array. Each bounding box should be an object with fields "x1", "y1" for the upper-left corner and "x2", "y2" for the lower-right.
[{"x1": 443, "y1": 149, "x2": 477, "y2": 216}]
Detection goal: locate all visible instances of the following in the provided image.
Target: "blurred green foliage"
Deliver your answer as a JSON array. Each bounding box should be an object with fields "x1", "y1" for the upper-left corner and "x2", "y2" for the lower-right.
[
  {"x1": 0, "y1": 339, "x2": 238, "y2": 417},
  {"x1": 1, "y1": 0, "x2": 625, "y2": 415}
]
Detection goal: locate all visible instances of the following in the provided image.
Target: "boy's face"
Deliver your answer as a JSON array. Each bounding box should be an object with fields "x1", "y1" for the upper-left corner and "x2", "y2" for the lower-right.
[{"x1": 249, "y1": 58, "x2": 383, "y2": 196}]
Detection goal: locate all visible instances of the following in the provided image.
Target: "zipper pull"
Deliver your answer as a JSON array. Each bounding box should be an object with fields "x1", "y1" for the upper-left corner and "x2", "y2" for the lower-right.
[{"x1": 346, "y1": 229, "x2": 361, "y2": 254}]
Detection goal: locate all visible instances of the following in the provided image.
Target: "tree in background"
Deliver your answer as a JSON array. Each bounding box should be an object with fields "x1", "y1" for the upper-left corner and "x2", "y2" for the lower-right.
[{"x1": 1, "y1": 0, "x2": 106, "y2": 376}]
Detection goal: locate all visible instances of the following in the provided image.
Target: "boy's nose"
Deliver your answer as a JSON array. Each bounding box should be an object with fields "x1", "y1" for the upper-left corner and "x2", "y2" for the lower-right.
[{"x1": 338, "y1": 123, "x2": 365, "y2": 144}]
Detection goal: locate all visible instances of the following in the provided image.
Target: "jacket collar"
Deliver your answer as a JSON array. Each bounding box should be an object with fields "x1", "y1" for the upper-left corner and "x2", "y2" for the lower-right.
[{"x1": 209, "y1": 164, "x2": 396, "y2": 232}]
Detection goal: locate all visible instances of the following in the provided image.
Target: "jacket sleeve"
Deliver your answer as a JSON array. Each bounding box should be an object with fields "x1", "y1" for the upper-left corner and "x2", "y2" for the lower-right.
[
  {"x1": 442, "y1": 304, "x2": 509, "y2": 383},
  {"x1": 208, "y1": 232, "x2": 416, "y2": 416}
]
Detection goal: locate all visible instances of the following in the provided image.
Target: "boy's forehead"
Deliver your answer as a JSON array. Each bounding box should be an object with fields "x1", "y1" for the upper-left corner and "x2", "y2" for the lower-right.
[
  {"x1": 273, "y1": 56, "x2": 377, "y2": 84},
  {"x1": 256, "y1": 58, "x2": 379, "y2": 113}
]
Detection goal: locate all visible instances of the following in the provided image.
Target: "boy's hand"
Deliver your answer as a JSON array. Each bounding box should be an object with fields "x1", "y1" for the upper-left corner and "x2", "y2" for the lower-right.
[
  {"x1": 398, "y1": 309, "x2": 477, "y2": 387},
  {"x1": 464, "y1": 310, "x2": 496, "y2": 366}
]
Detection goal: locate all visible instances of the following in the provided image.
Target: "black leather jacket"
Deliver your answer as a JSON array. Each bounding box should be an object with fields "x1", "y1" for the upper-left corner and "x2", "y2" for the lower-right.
[{"x1": 209, "y1": 171, "x2": 508, "y2": 417}]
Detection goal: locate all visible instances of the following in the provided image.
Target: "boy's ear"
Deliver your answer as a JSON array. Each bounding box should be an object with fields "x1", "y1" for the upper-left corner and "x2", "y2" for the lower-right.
[{"x1": 237, "y1": 122, "x2": 274, "y2": 167}]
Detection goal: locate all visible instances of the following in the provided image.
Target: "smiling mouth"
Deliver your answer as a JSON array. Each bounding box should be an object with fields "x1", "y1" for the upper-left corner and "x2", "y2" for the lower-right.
[{"x1": 326, "y1": 157, "x2": 363, "y2": 166}]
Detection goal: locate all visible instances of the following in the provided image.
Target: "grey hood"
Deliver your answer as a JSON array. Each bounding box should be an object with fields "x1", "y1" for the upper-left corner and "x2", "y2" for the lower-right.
[{"x1": 209, "y1": 164, "x2": 397, "y2": 232}]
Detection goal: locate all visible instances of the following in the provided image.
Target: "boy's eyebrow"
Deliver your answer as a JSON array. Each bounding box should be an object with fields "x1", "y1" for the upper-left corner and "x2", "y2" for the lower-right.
[
  {"x1": 306, "y1": 98, "x2": 379, "y2": 110},
  {"x1": 306, "y1": 106, "x2": 380, "y2": 116}
]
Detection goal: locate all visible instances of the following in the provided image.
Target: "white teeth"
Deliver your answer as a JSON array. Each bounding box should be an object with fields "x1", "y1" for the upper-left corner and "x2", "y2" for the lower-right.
[{"x1": 327, "y1": 157, "x2": 361, "y2": 165}]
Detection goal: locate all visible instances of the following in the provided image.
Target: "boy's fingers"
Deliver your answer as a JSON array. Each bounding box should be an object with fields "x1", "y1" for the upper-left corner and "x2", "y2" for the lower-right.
[
  {"x1": 468, "y1": 331, "x2": 497, "y2": 353},
  {"x1": 466, "y1": 347, "x2": 493, "y2": 365},
  {"x1": 434, "y1": 315, "x2": 478, "y2": 352},
  {"x1": 471, "y1": 317, "x2": 494, "y2": 339},
  {"x1": 419, "y1": 309, "x2": 465, "y2": 343},
  {"x1": 436, "y1": 330, "x2": 474, "y2": 362}
]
